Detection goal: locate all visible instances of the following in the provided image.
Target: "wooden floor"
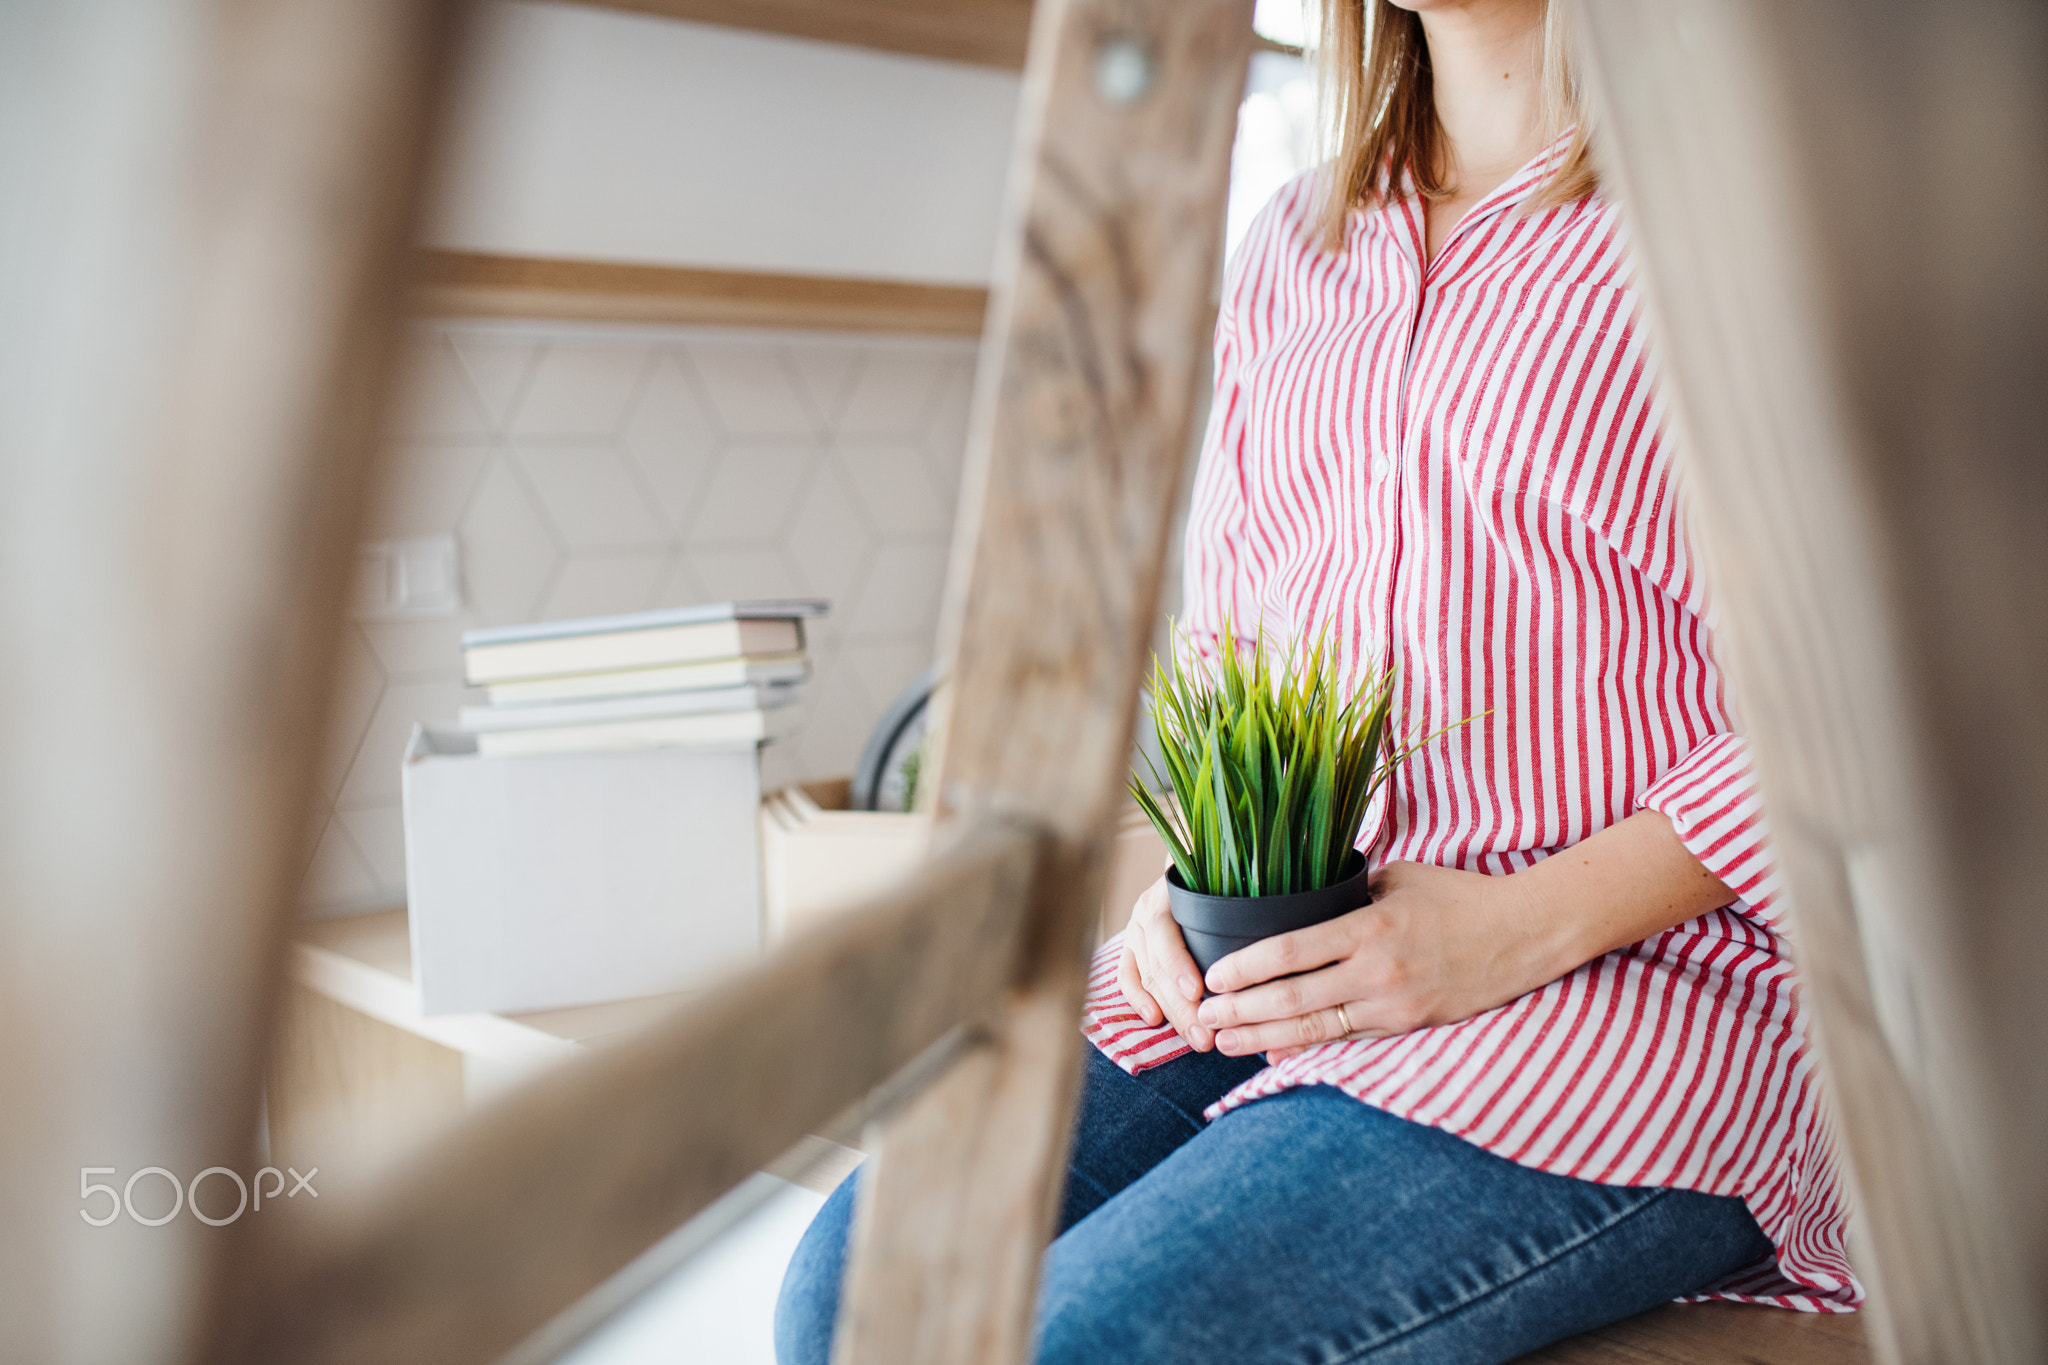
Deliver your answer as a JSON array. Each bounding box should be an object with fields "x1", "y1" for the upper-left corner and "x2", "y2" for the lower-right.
[{"x1": 1520, "y1": 1302, "x2": 1869, "y2": 1364}]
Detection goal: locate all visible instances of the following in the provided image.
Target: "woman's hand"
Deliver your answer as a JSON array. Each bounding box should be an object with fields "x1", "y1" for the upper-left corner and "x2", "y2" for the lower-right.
[
  {"x1": 1191, "y1": 812, "x2": 1740, "y2": 1060},
  {"x1": 1116, "y1": 874, "x2": 1216, "y2": 1052},
  {"x1": 1194, "y1": 860, "x2": 1557, "y2": 1060}
]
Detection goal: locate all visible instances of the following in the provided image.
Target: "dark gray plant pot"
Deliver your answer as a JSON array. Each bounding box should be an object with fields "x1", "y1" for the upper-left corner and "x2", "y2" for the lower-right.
[{"x1": 1167, "y1": 852, "x2": 1373, "y2": 980}]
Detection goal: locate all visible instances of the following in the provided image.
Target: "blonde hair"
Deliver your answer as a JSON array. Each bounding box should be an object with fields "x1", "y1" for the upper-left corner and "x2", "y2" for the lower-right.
[{"x1": 1310, "y1": 0, "x2": 1595, "y2": 252}]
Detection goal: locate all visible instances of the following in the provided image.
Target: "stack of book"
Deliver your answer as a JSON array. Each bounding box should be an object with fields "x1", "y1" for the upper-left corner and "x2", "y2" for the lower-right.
[{"x1": 457, "y1": 600, "x2": 826, "y2": 757}]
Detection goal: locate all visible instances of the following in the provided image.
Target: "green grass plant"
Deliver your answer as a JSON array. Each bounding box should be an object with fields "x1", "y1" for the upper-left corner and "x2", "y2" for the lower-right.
[{"x1": 1128, "y1": 621, "x2": 1429, "y2": 899}]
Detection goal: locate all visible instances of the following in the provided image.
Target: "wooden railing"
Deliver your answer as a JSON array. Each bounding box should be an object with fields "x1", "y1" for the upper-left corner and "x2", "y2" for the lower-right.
[{"x1": 214, "y1": 3, "x2": 1250, "y2": 1363}]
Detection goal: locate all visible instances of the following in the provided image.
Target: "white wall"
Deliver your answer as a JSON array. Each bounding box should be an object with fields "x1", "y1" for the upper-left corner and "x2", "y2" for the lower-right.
[
  {"x1": 307, "y1": 6, "x2": 1250, "y2": 913},
  {"x1": 429, "y1": 2, "x2": 1020, "y2": 285},
  {"x1": 305, "y1": 321, "x2": 977, "y2": 914}
]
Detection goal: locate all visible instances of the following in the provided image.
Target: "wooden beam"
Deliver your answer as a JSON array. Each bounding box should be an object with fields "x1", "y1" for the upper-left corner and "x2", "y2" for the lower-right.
[
  {"x1": 561, "y1": 0, "x2": 1296, "y2": 70},
  {"x1": 834, "y1": 3, "x2": 1252, "y2": 1362},
  {"x1": 564, "y1": 0, "x2": 1037, "y2": 69},
  {"x1": 413, "y1": 250, "x2": 990, "y2": 336},
  {"x1": 1578, "y1": 2, "x2": 2048, "y2": 1361},
  {"x1": 211, "y1": 819, "x2": 1039, "y2": 1365},
  {"x1": 0, "y1": 1, "x2": 457, "y2": 1361}
]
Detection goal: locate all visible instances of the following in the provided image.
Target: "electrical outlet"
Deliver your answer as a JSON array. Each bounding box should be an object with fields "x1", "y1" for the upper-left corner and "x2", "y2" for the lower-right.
[{"x1": 355, "y1": 534, "x2": 461, "y2": 620}]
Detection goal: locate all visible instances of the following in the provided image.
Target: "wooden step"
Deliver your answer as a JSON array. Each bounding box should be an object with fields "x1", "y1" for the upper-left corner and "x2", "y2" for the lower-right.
[{"x1": 1520, "y1": 1302, "x2": 1869, "y2": 1364}]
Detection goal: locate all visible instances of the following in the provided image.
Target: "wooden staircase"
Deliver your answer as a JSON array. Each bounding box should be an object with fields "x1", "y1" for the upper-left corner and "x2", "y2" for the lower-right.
[{"x1": 3, "y1": 0, "x2": 2043, "y2": 1362}]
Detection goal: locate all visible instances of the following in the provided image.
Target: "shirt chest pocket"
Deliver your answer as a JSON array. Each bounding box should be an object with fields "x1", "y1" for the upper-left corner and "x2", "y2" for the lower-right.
[{"x1": 1445, "y1": 284, "x2": 1643, "y2": 512}]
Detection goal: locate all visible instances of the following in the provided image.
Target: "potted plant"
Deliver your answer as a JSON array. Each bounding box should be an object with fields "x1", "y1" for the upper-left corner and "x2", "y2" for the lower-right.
[{"x1": 1127, "y1": 624, "x2": 1428, "y2": 980}]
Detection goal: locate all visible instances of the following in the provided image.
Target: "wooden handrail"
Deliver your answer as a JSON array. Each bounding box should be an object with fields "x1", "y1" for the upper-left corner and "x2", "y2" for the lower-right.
[
  {"x1": 213, "y1": 819, "x2": 1040, "y2": 1365},
  {"x1": 210, "y1": 4, "x2": 1247, "y2": 1363},
  {"x1": 1580, "y1": 1, "x2": 2048, "y2": 1358},
  {"x1": 834, "y1": 4, "x2": 1253, "y2": 1361},
  {"x1": 0, "y1": 1, "x2": 462, "y2": 1358}
]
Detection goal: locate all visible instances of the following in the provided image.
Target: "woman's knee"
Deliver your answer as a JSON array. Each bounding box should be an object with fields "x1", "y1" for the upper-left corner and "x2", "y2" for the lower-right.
[{"x1": 773, "y1": 1171, "x2": 859, "y2": 1365}]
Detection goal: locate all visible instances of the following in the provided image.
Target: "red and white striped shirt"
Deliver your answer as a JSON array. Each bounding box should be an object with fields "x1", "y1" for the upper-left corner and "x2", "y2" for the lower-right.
[{"x1": 1081, "y1": 145, "x2": 1858, "y2": 1311}]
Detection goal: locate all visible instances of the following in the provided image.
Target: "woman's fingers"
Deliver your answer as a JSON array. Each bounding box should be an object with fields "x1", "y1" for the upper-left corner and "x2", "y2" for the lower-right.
[
  {"x1": 1213, "y1": 1002, "x2": 1380, "y2": 1057},
  {"x1": 1116, "y1": 934, "x2": 1163, "y2": 1026},
  {"x1": 1142, "y1": 892, "x2": 1205, "y2": 1007},
  {"x1": 1202, "y1": 915, "x2": 1356, "y2": 995},
  {"x1": 1130, "y1": 877, "x2": 1212, "y2": 1050},
  {"x1": 1160, "y1": 988, "x2": 1213, "y2": 1051},
  {"x1": 1195, "y1": 962, "x2": 1347, "y2": 1030}
]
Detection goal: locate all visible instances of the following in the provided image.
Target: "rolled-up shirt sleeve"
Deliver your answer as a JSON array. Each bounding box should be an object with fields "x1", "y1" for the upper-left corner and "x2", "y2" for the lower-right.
[{"x1": 1636, "y1": 732, "x2": 1787, "y2": 931}]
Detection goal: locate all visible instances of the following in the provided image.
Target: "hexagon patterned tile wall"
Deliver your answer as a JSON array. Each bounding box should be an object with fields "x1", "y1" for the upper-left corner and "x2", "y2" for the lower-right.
[{"x1": 301, "y1": 320, "x2": 982, "y2": 915}]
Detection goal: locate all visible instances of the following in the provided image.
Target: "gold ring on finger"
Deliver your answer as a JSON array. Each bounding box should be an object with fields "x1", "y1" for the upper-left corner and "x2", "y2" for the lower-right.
[{"x1": 1334, "y1": 1002, "x2": 1354, "y2": 1038}]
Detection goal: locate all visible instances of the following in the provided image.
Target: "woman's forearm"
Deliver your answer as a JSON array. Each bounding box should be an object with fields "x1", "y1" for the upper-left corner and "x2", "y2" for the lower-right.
[{"x1": 1516, "y1": 810, "x2": 1736, "y2": 978}]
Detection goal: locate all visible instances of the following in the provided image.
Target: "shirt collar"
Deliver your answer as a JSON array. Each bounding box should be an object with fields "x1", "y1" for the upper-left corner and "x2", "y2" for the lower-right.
[
  {"x1": 1381, "y1": 124, "x2": 1581, "y2": 273},
  {"x1": 1472, "y1": 124, "x2": 1582, "y2": 218}
]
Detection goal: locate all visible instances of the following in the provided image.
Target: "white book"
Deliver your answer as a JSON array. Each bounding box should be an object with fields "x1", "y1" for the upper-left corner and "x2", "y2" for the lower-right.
[
  {"x1": 463, "y1": 600, "x2": 826, "y2": 685},
  {"x1": 484, "y1": 652, "x2": 808, "y2": 705},
  {"x1": 475, "y1": 704, "x2": 804, "y2": 757},
  {"x1": 459, "y1": 682, "x2": 800, "y2": 734}
]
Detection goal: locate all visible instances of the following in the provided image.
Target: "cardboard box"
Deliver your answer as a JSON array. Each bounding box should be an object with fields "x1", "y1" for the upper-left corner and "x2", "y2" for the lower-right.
[
  {"x1": 402, "y1": 725, "x2": 762, "y2": 1015},
  {"x1": 760, "y1": 779, "x2": 1167, "y2": 948},
  {"x1": 760, "y1": 779, "x2": 929, "y2": 943}
]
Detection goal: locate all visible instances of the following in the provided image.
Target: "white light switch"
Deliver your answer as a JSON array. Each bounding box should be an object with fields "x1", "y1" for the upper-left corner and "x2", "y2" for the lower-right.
[{"x1": 356, "y1": 534, "x2": 461, "y2": 620}]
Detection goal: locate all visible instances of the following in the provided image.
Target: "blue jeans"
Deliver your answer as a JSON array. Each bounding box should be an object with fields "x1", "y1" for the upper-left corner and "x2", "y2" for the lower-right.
[{"x1": 776, "y1": 1046, "x2": 1773, "y2": 1364}]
